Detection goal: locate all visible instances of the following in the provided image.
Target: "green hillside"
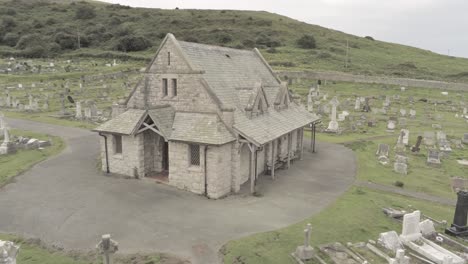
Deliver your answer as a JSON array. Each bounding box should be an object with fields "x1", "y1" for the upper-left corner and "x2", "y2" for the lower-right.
[{"x1": 1, "y1": 0, "x2": 468, "y2": 82}]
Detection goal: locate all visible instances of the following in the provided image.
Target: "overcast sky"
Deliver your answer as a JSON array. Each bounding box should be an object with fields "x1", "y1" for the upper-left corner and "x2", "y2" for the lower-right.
[{"x1": 100, "y1": 0, "x2": 468, "y2": 58}]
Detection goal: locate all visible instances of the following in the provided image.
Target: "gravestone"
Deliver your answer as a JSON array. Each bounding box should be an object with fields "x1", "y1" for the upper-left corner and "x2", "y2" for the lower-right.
[
  {"x1": 401, "y1": 129, "x2": 409, "y2": 146},
  {"x1": 432, "y1": 124, "x2": 442, "y2": 129},
  {"x1": 75, "y1": 101, "x2": 83, "y2": 119},
  {"x1": 400, "y1": 210, "x2": 422, "y2": 242},
  {"x1": 411, "y1": 136, "x2": 422, "y2": 153},
  {"x1": 423, "y1": 132, "x2": 436, "y2": 146},
  {"x1": 446, "y1": 191, "x2": 468, "y2": 236},
  {"x1": 419, "y1": 219, "x2": 436, "y2": 237},
  {"x1": 362, "y1": 97, "x2": 371, "y2": 112},
  {"x1": 409, "y1": 109, "x2": 416, "y2": 118},
  {"x1": 294, "y1": 223, "x2": 315, "y2": 260},
  {"x1": 427, "y1": 149, "x2": 441, "y2": 166},
  {"x1": 0, "y1": 126, "x2": 16, "y2": 155},
  {"x1": 96, "y1": 234, "x2": 118, "y2": 264},
  {"x1": 0, "y1": 240, "x2": 19, "y2": 264},
  {"x1": 462, "y1": 133, "x2": 468, "y2": 144},
  {"x1": 396, "y1": 130, "x2": 406, "y2": 153},
  {"x1": 84, "y1": 107, "x2": 92, "y2": 119},
  {"x1": 378, "y1": 231, "x2": 403, "y2": 252},
  {"x1": 376, "y1": 143, "x2": 390, "y2": 165},
  {"x1": 398, "y1": 118, "x2": 407, "y2": 127},
  {"x1": 354, "y1": 97, "x2": 360, "y2": 110},
  {"x1": 307, "y1": 88, "x2": 314, "y2": 112},
  {"x1": 387, "y1": 120, "x2": 396, "y2": 132},
  {"x1": 326, "y1": 97, "x2": 339, "y2": 133},
  {"x1": 394, "y1": 162, "x2": 408, "y2": 175},
  {"x1": 400, "y1": 109, "x2": 407, "y2": 117}
]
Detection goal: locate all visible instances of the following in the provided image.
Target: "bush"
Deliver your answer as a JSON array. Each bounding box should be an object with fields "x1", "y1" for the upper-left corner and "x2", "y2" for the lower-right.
[
  {"x1": 394, "y1": 181, "x2": 404, "y2": 188},
  {"x1": 217, "y1": 32, "x2": 232, "y2": 44},
  {"x1": 242, "y1": 39, "x2": 255, "y2": 48},
  {"x1": 1, "y1": 16, "x2": 16, "y2": 30},
  {"x1": 255, "y1": 33, "x2": 281, "y2": 48},
  {"x1": 16, "y1": 34, "x2": 43, "y2": 49},
  {"x1": 54, "y1": 32, "x2": 78, "y2": 50},
  {"x1": 75, "y1": 5, "x2": 96, "y2": 19},
  {"x1": 2, "y1": 33, "x2": 19, "y2": 47},
  {"x1": 115, "y1": 35, "x2": 151, "y2": 52},
  {"x1": 364, "y1": 36, "x2": 375, "y2": 41},
  {"x1": 297, "y1": 34, "x2": 316, "y2": 49}
]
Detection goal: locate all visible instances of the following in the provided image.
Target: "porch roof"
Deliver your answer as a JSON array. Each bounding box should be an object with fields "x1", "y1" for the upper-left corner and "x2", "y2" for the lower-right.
[
  {"x1": 93, "y1": 109, "x2": 146, "y2": 135},
  {"x1": 233, "y1": 105, "x2": 320, "y2": 146}
]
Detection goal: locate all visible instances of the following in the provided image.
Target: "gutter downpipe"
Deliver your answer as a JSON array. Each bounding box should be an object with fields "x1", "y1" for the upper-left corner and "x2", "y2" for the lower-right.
[
  {"x1": 204, "y1": 145, "x2": 208, "y2": 197},
  {"x1": 98, "y1": 133, "x2": 110, "y2": 174}
]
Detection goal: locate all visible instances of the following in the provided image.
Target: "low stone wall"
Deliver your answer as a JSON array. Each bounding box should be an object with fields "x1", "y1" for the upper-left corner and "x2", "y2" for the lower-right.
[{"x1": 276, "y1": 70, "x2": 468, "y2": 91}]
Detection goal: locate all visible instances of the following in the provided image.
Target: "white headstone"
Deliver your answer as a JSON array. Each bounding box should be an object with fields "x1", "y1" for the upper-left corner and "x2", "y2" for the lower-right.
[
  {"x1": 327, "y1": 97, "x2": 340, "y2": 132},
  {"x1": 0, "y1": 240, "x2": 19, "y2": 264},
  {"x1": 400, "y1": 210, "x2": 421, "y2": 242}
]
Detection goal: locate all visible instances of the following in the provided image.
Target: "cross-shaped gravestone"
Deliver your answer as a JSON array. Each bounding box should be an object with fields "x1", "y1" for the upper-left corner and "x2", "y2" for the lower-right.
[
  {"x1": 96, "y1": 234, "x2": 118, "y2": 264},
  {"x1": 326, "y1": 97, "x2": 340, "y2": 132},
  {"x1": 294, "y1": 223, "x2": 315, "y2": 260}
]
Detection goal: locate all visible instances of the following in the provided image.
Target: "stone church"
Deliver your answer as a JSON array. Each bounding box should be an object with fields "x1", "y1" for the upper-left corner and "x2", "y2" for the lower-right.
[{"x1": 94, "y1": 33, "x2": 320, "y2": 199}]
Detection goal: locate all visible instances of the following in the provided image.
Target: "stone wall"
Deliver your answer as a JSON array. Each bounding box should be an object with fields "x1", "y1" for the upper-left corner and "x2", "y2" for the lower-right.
[
  {"x1": 127, "y1": 38, "x2": 219, "y2": 114},
  {"x1": 168, "y1": 141, "x2": 205, "y2": 195},
  {"x1": 206, "y1": 143, "x2": 233, "y2": 199},
  {"x1": 277, "y1": 70, "x2": 468, "y2": 91},
  {"x1": 100, "y1": 133, "x2": 144, "y2": 177}
]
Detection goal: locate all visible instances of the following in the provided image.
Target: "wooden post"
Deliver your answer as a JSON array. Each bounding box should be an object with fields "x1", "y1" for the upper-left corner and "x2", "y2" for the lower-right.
[
  {"x1": 250, "y1": 144, "x2": 256, "y2": 194},
  {"x1": 310, "y1": 123, "x2": 313, "y2": 153},
  {"x1": 299, "y1": 128, "x2": 304, "y2": 160},
  {"x1": 313, "y1": 123, "x2": 316, "y2": 153},
  {"x1": 270, "y1": 141, "x2": 275, "y2": 180},
  {"x1": 287, "y1": 133, "x2": 291, "y2": 169}
]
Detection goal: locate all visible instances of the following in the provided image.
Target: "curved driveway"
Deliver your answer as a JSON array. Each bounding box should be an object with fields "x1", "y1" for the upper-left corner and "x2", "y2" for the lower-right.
[{"x1": 0, "y1": 118, "x2": 355, "y2": 264}]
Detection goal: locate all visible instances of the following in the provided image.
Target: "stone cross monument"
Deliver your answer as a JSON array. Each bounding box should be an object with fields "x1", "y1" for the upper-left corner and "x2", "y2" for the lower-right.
[
  {"x1": 326, "y1": 97, "x2": 340, "y2": 132},
  {"x1": 0, "y1": 124, "x2": 15, "y2": 155},
  {"x1": 96, "y1": 234, "x2": 118, "y2": 264},
  {"x1": 295, "y1": 223, "x2": 315, "y2": 260}
]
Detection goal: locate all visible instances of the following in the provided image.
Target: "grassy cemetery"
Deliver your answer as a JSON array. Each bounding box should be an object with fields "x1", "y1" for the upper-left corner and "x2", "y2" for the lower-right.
[{"x1": 0, "y1": 1, "x2": 468, "y2": 264}]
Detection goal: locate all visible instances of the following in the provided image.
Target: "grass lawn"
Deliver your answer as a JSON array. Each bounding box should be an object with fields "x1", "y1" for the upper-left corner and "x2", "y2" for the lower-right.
[
  {"x1": 0, "y1": 129, "x2": 65, "y2": 186},
  {"x1": 0, "y1": 233, "x2": 181, "y2": 264},
  {"x1": 222, "y1": 187, "x2": 454, "y2": 264},
  {"x1": 3, "y1": 111, "x2": 97, "y2": 130}
]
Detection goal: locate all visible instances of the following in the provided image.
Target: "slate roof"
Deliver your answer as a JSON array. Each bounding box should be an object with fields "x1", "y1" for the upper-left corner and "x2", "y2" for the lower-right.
[
  {"x1": 93, "y1": 109, "x2": 146, "y2": 135},
  {"x1": 170, "y1": 112, "x2": 235, "y2": 145},
  {"x1": 178, "y1": 40, "x2": 319, "y2": 146},
  {"x1": 178, "y1": 41, "x2": 279, "y2": 108},
  {"x1": 148, "y1": 106, "x2": 175, "y2": 139},
  {"x1": 234, "y1": 105, "x2": 319, "y2": 145}
]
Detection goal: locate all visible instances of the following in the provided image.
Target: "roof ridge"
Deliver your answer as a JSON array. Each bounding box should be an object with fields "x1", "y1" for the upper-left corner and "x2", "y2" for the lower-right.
[{"x1": 178, "y1": 40, "x2": 255, "y2": 54}]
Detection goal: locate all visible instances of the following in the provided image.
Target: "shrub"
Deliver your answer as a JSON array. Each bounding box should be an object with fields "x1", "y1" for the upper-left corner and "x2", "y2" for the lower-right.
[
  {"x1": 364, "y1": 36, "x2": 375, "y2": 41},
  {"x1": 1, "y1": 16, "x2": 16, "y2": 30},
  {"x1": 242, "y1": 39, "x2": 255, "y2": 48},
  {"x1": 217, "y1": 32, "x2": 232, "y2": 44},
  {"x1": 115, "y1": 35, "x2": 151, "y2": 52},
  {"x1": 297, "y1": 34, "x2": 316, "y2": 49},
  {"x1": 16, "y1": 34, "x2": 43, "y2": 49},
  {"x1": 394, "y1": 181, "x2": 404, "y2": 188},
  {"x1": 2, "y1": 33, "x2": 19, "y2": 47},
  {"x1": 255, "y1": 33, "x2": 281, "y2": 48},
  {"x1": 317, "y1": 52, "x2": 332, "y2": 59},
  {"x1": 45, "y1": 18, "x2": 57, "y2": 25},
  {"x1": 54, "y1": 32, "x2": 78, "y2": 50},
  {"x1": 75, "y1": 5, "x2": 96, "y2": 19}
]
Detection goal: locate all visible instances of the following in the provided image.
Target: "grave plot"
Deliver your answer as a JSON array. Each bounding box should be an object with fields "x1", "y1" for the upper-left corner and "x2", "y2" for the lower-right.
[
  {"x1": 0, "y1": 58, "x2": 142, "y2": 125},
  {"x1": 291, "y1": 80, "x2": 468, "y2": 199}
]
